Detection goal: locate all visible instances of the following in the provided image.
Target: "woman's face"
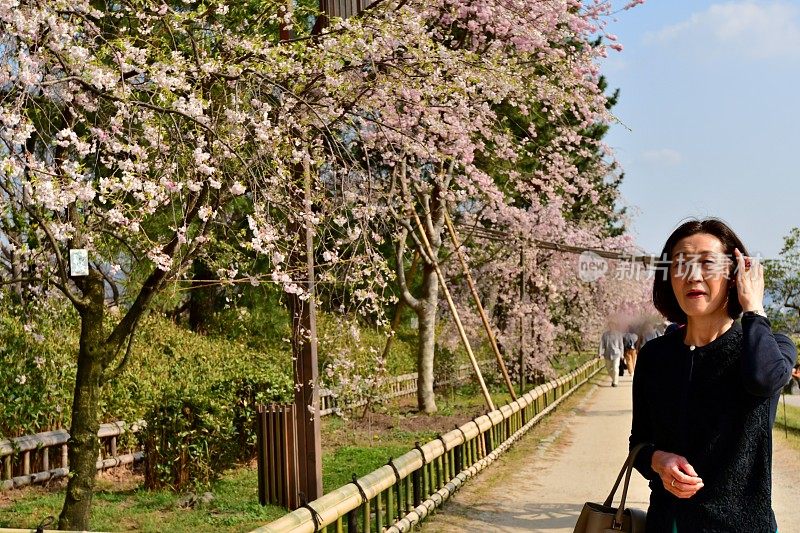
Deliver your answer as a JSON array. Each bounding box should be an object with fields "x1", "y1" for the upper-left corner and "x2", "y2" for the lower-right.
[{"x1": 670, "y1": 233, "x2": 733, "y2": 321}]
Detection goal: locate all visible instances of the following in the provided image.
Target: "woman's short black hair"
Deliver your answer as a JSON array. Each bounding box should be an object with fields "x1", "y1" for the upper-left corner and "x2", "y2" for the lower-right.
[{"x1": 652, "y1": 218, "x2": 749, "y2": 324}]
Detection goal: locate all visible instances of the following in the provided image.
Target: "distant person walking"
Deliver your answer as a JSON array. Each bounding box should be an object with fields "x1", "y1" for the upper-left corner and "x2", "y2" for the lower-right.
[
  {"x1": 639, "y1": 324, "x2": 661, "y2": 349},
  {"x1": 599, "y1": 322, "x2": 624, "y2": 387},
  {"x1": 623, "y1": 329, "x2": 639, "y2": 375}
]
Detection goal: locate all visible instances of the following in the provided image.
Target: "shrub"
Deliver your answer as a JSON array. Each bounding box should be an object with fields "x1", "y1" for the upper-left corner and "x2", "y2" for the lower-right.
[
  {"x1": 0, "y1": 303, "x2": 77, "y2": 438},
  {"x1": 141, "y1": 392, "x2": 237, "y2": 491},
  {"x1": 210, "y1": 373, "x2": 294, "y2": 460}
]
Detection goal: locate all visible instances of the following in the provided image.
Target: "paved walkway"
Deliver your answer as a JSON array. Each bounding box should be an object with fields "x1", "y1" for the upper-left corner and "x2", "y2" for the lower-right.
[
  {"x1": 784, "y1": 393, "x2": 800, "y2": 408},
  {"x1": 424, "y1": 373, "x2": 800, "y2": 532}
]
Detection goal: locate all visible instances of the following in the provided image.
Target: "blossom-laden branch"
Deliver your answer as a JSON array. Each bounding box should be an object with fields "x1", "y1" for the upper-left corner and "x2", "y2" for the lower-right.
[{"x1": 1, "y1": 0, "x2": 644, "y2": 367}]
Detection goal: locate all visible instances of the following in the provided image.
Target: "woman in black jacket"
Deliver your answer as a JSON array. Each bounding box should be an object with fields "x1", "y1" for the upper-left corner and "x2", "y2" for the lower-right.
[{"x1": 629, "y1": 218, "x2": 797, "y2": 533}]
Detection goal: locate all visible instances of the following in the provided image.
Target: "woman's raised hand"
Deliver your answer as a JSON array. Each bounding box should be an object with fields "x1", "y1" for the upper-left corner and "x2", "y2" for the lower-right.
[
  {"x1": 733, "y1": 248, "x2": 765, "y2": 313},
  {"x1": 651, "y1": 450, "x2": 704, "y2": 499}
]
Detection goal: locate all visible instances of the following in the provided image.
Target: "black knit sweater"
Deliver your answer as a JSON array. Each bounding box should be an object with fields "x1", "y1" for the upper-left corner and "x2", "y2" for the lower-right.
[{"x1": 629, "y1": 315, "x2": 797, "y2": 533}]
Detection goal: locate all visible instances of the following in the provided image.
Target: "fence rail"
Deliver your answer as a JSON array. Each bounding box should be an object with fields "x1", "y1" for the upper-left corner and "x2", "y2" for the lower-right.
[
  {"x1": 0, "y1": 361, "x2": 495, "y2": 491},
  {"x1": 0, "y1": 421, "x2": 143, "y2": 491},
  {"x1": 318, "y1": 360, "x2": 497, "y2": 416},
  {"x1": 252, "y1": 358, "x2": 603, "y2": 532},
  {"x1": 320, "y1": 0, "x2": 364, "y2": 19}
]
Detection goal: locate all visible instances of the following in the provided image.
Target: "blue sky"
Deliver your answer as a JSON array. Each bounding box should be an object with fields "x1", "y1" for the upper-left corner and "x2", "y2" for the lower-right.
[{"x1": 602, "y1": 0, "x2": 800, "y2": 259}]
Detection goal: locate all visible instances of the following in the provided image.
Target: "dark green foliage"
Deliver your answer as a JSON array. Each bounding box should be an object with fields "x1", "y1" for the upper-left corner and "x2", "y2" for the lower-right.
[
  {"x1": 0, "y1": 307, "x2": 78, "y2": 438},
  {"x1": 141, "y1": 392, "x2": 237, "y2": 491},
  {"x1": 475, "y1": 73, "x2": 626, "y2": 238},
  {"x1": 210, "y1": 375, "x2": 294, "y2": 460},
  {"x1": 0, "y1": 300, "x2": 293, "y2": 438}
]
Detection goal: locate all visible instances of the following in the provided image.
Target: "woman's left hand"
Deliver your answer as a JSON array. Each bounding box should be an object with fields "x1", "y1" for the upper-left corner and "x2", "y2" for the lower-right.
[{"x1": 733, "y1": 248, "x2": 765, "y2": 313}]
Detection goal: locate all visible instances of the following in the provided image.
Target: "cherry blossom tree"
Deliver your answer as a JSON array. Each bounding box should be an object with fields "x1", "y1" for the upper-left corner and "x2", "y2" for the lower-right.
[
  {"x1": 0, "y1": 0, "x2": 390, "y2": 526},
  {"x1": 765, "y1": 227, "x2": 800, "y2": 331},
  {"x1": 1, "y1": 0, "x2": 644, "y2": 526},
  {"x1": 350, "y1": 0, "x2": 640, "y2": 411}
]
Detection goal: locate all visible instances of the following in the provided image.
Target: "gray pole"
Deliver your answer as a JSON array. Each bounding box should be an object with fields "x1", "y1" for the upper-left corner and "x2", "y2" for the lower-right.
[{"x1": 519, "y1": 247, "x2": 526, "y2": 396}]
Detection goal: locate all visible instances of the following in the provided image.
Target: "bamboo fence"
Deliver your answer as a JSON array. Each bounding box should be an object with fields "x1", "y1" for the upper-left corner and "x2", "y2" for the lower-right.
[
  {"x1": 251, "y1": 358, "x2": 603, "y2": 532},
  {"x1": 317, "y1": 360, "x2": 497, "y2": 417},
  {"x1": 0, "y1": 421, "x2": 143, "y2": 491},
  {"x1": 0, "y1": 361, "x2": 493, "y2": 492}
]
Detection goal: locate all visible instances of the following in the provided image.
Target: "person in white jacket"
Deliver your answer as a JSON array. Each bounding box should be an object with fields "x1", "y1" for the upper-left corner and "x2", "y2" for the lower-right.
[{"x1": 599, "y1": 322, "x2": 625, "y2": 387}]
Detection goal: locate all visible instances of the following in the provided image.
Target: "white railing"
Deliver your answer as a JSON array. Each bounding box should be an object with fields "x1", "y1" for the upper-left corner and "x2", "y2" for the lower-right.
[{"x1": 318, "y1": 360, "x2": 497, "y2": 416}]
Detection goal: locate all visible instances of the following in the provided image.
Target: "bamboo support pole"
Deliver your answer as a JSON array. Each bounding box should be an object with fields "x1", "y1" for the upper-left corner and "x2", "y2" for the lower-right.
[
  {"x1": 408, "y1": 210, "x2": 495, "y2": 412},
  {"x1": 519, "y1": 247, "x2": 526, "y2": 396},
  {"x1": 443, "y1": 210, "x2": 516, "y2": 399}
]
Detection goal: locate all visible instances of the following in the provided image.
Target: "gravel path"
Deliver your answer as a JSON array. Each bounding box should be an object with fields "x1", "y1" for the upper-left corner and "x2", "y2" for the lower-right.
[
  {"x1": 783, "y1": 394, "x2": 800, "y2": 408},
  {"x1": 423, "y1": 374, "x2": 800, "y2": 532}
]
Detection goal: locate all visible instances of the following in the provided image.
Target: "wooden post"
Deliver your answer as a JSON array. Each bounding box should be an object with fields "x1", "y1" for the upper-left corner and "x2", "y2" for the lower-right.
[
  {"x1": 283, "y1": 404, "x2": 300, "y2": 509},
  {"x1": 519, "y1": 247, "x2": 526, "y2": 396},
  {"x1": 256, "y1": 405, "x2": 267, "y2": 506},
  {"x1": 443, "y1": 210, "x2": 516, "y2": 399},
  {"x1": 289, "y1": 156, "x2": 323, "y2": 502}
]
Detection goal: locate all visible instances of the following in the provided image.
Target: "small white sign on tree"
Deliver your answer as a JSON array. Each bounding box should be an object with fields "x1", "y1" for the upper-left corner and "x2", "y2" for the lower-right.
[{"x1": 69, "y1": 249, "x2": 89, "y2": 277}]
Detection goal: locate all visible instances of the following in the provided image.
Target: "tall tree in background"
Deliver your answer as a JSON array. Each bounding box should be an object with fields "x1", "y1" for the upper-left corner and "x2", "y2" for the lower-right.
[{"x1": 766, "y1": 227, "x2": 800, "y2": 332}]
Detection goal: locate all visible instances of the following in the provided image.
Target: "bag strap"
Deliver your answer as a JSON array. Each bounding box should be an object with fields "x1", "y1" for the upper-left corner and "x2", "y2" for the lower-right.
[{"x1": 603, "y1": 442, "x2": 651, "y2": 527}]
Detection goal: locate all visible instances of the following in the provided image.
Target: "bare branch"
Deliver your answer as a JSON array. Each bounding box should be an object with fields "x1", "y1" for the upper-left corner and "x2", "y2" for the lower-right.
[
  {"x1": 0, "y1": 177, "x2": 85, "y2": 308},
  {"x1": 0, "y1": 277, "x2": 38, "y2": 287},
  {"x1": 395, "y1": 228, "x2": 421, "y2": 312},
  {"x1": 101, "y1": 312, "x2": 142, "y2": 385}
]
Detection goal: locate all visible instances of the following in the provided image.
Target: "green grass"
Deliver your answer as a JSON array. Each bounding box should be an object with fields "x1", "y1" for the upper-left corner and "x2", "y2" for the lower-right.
[
  {"x1": 433, "y1": 381, "x2": 515, "y2": 415},
  {"x1": 0, "y1": 386, "x2": 484, "y2": 532},
  {"x1": 0, "y1": 468, "x2": 285, "y2": 532},
  {"x1": 0, "y1": 430, "x2": 442, "y2": 532},
  {"x1": 551, "y1": 350, "x2": 595, "y2": 374},
  {"x1": 775, "y1": 399, "x2": 800, "y2": 435},
  {"x1": 0, "y1": 358, "x2": 591, "y2": 531},
  {"x1": 323, "y1": 445, "x2": 418, "y2": 492}
]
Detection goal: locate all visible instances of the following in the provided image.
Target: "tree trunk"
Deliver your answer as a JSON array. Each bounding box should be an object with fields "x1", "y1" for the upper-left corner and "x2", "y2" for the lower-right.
[
  {"x1": 58, "y1": 272, "x2": 107, "y2": 531},
  {"x1": 416, "y1": 263, "x2": 439, "y2": 414},
  {"x1": 188, "y1": 258, "x2": 216, "y2": 333},
  {"x1": 483, "y1": 282, "x2": 499, "y2": 320}
]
